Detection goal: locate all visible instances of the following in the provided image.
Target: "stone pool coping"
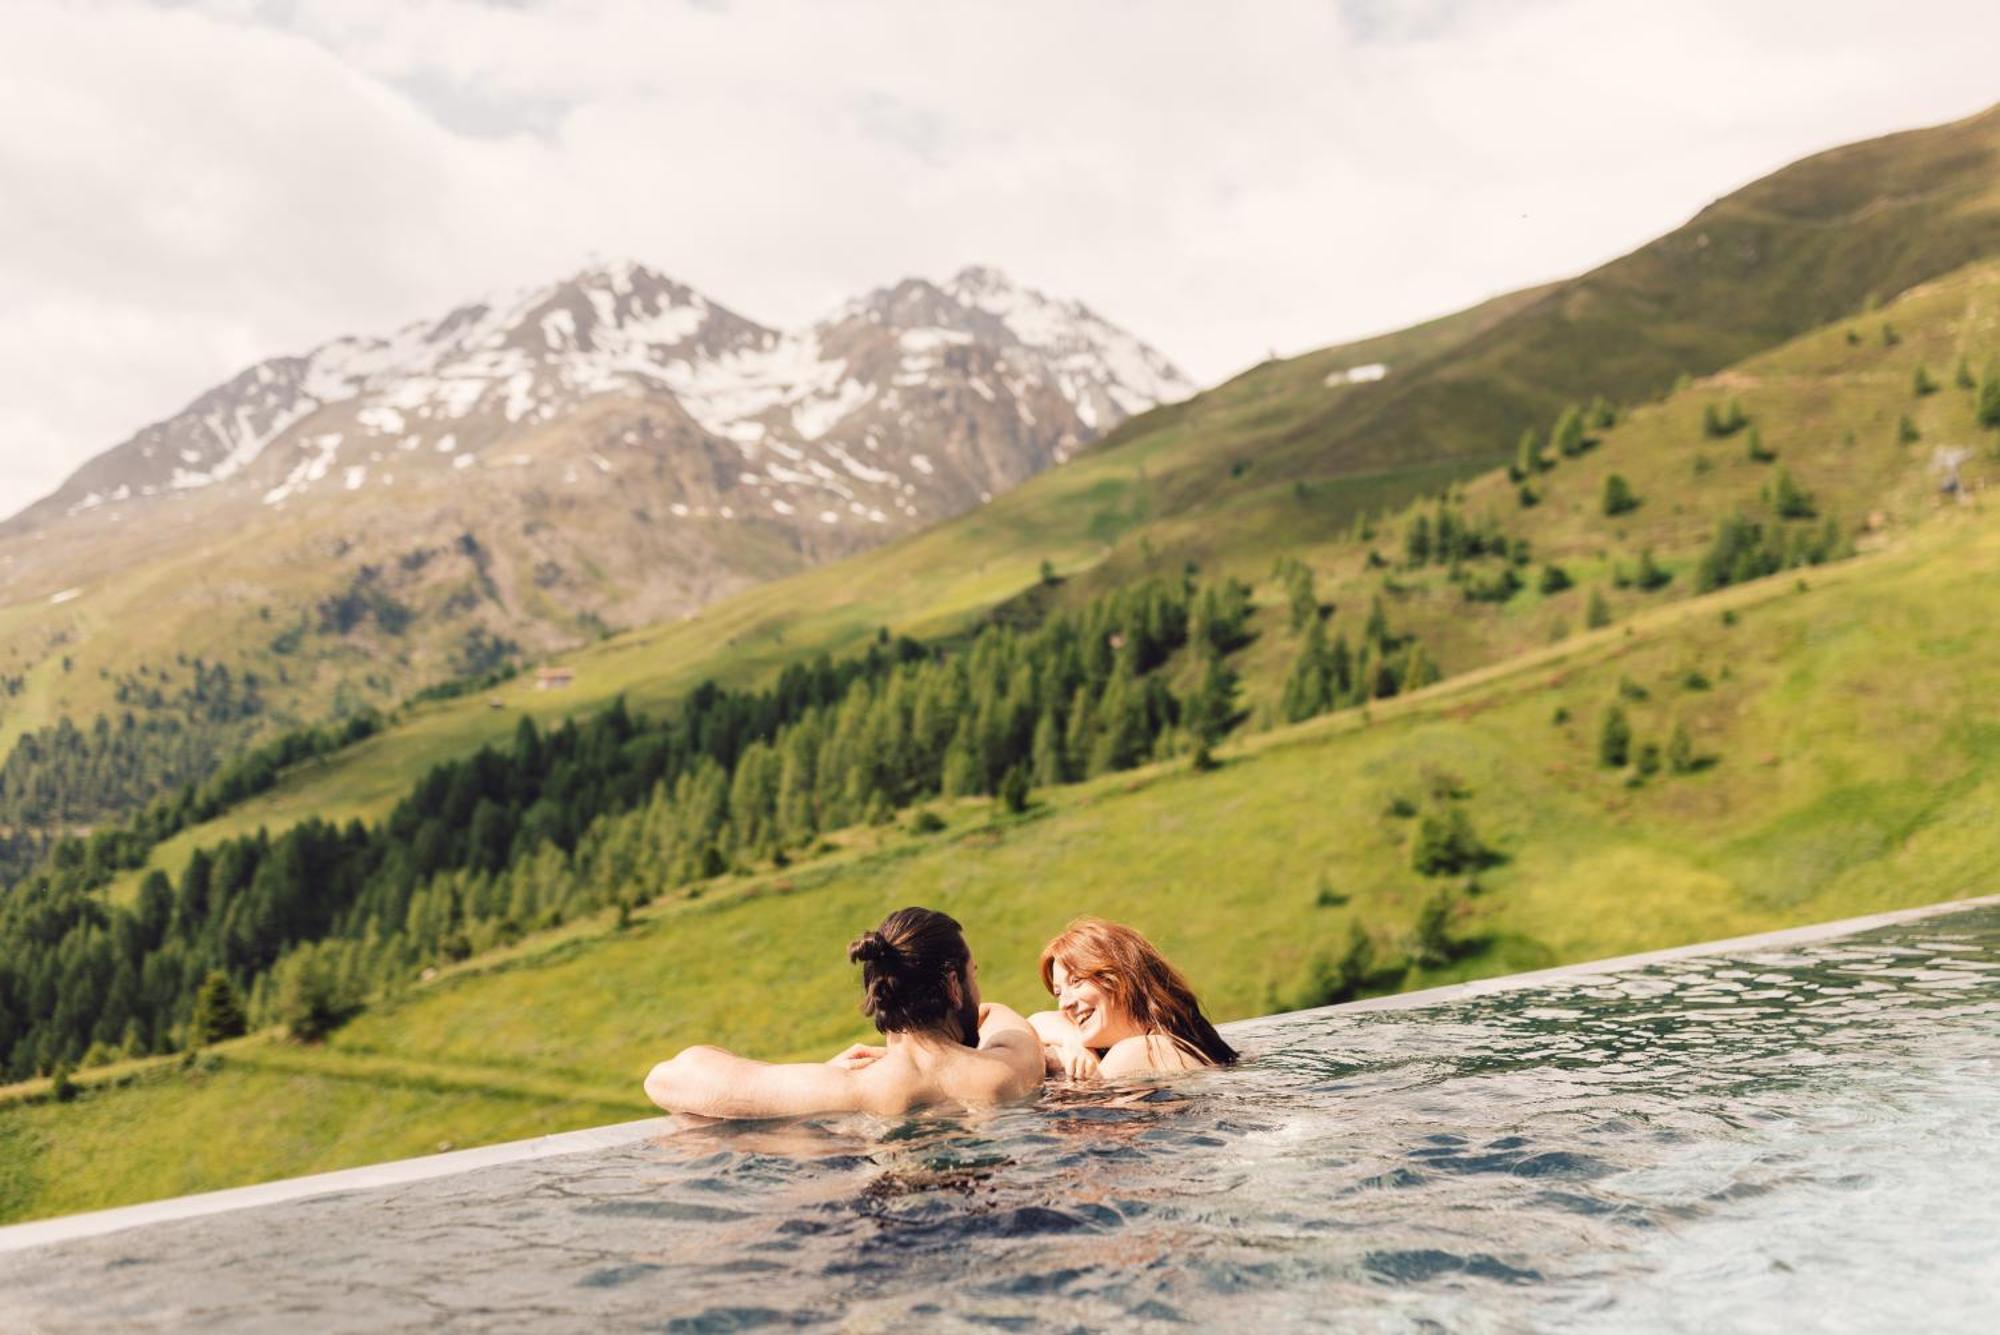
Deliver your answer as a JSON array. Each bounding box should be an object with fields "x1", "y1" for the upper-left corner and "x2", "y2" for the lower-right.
[{"x1": 3, "y1": 891, "x2": 1992, "y2": 1256}]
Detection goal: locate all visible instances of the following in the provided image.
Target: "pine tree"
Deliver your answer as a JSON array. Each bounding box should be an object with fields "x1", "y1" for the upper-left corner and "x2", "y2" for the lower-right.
[
  {"x1": 1404, "y1": 514, "x2": 1433, "y2": 567},
  {"x1": 1411, "y1": 890, "x2": 1457, "y2": 968},
  {"x1": 1913, "y1": 364, "x2": 1939, "y2": 396},
  {"x1": 1364, "y1": 595, "x2": 1391, "y2": 651},
  {"x1": 1744, "y1": 425, "x2": 1776, "y2": 463},
  {"x1": 1897, "y1": 414, "x2": 1921, "y2": 445},
  {"x1": 1955, "y1": 358, "x2": 1976, "y2": 390},
  {"x1": 189, "y1": 971, "x2": 248, "y2": 1046},
  {"x1": 1598, "y1": 705, "x2": 1631, "y2": 768},
  {"x1": 1515, "y1": 427, "x2": 1545, "y2": 478},
  {"x1": 1185, "y1": 652, "x2": 1239, "y2": 744},
  {"x1": 1411, "y1": 806, "x2": 1488, "y2": 875},
  {"x1": 1770, "y1": 468, "x2": 1816, "y2": 519},
  {"x1": 1538, "y1": 564, "x2": 1572, "y2": 595},
  {"x1": 1635, "y1": 549, "x2": 1672, "y2": 591},
  {"x1": 1668, "y1": 722, "x2": 1696, "y2": 774},
  {"x1": 998, "y1": 766, "x2": 1030, "y2": 814},
  {"x1": 1285, "y1": 563, "x2": 1319, "y2": 631},
  {"x1": 1030, "y1": 709, "x2": 1066, "y2": 786},
  {"x1": 1280, "y1": 619, "x2": 1331, "y2": 723},
  {"x1": 1401, "y1": 641, "x2": 1439, "y2": 692},
  {"x1": 941, "y1": 717, "x2": 982, "y2": 796},
  {"x1": 1586, "y1": 588, "x2": 1611, "y2": 629},
  {"x1": 1977, "y1": 370, "x2": 2000, "y2": 429},
  {"x1": 1602, "y1": 474, "x2": 1639, "y2": 516},
  {"x1": 1588, "y1": 396, "x2": 1617, "y2": 431},
  {"x1": 1551, "y1": 404, "x2": 1586, "y2": 458}
]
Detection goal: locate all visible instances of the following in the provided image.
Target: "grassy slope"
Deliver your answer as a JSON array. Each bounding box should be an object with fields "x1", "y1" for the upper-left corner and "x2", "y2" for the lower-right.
[
  {"x1": 10, "y1": 487, "x2": 2000, "y2": 1222},
  {"x1": 109, "y1": 249, "x2": 2000, "y2": 897}
]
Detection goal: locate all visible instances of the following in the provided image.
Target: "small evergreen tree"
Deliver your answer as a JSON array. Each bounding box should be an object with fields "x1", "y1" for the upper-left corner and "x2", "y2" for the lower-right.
[
  {"x1": 1897, "y1": 414, "x2": 1921, "y2": 445},
  {"x1": 1364, "y1": 595, "x2": 1391, "y2": 650},
  {"x1": 1635, "y1": 549, "x2": 1672, "y2": 591},
  {"x1": 1551, "y1": 404, "x2": 1586, "y2": 459},
  {"x1": 189, "y1": 971, "x2": 248, "y2": 1047},
  {"x1": 1770, "y1": 468, "x2": 1816, "y2": 519},
  {"x1": 1744, "y1": 426, "x2": 1776, "y2": 463},
  {"x1": 1955, "y1": 358, "x2": 1976, "y2": 390},
  {"x1": 1516, "y1": 427, "x2": 1545, "y2": 478},
  {"x1": 1977, "y1": 370, "x2": 2000, "y2": 429},
  {"x1": 1285, "y1": 563, "x2": 1319, "y2": 631},
  {"x1": 1599, "y1": 705, "x2": 1631, "y2": 768},
  {"x1": 1668, "y1": 722, "x2": 1696, "y2": 774},
  {"x1": 51, "y1": 1062, "x2": 78, "y2": 1104},
  {"x1": 1411, "y1": 806, "x2": 1490, "y2": 876},
  {"x1": 1280, "y1": 619, "x2": 1332, "y2": 724},
  {"x1": 998, "y1": 766, "x2": 1030, "y2": 814},
  {"x1": 1585, "y1": 588, "x2": 1612, "y2": 629},
  {"x1": 1411, "y1": 890, "x2": 1457, "y2": 969},
  {"x1": 1538, "y1": 564, "x2": 1572, "y2": 595},
  {"x1": 1913, "y1": 364, "x2": 1939, "y2": 397},
  {"x1": 1404, "y1": 514, "x2": 1433, "y2": 567},
  {"x1": 1602, "y1": 474, "x2": 1639, "y2": 516},
  {"x1": 1635, "y1": 741, "x2": 1662, "y2": 779},
  {"x1": 1589, "y1": 396, "x2": 1617, "y2": 431}
]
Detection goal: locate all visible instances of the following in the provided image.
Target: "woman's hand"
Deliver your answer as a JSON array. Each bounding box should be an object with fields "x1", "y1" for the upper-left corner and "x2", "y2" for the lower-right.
[
  {"x1": 825, "y1": 1043, "x2": 886, "y2": 1070},
  {"x1": 1044, "y1": 1040, "x2": 1101, "y2": 1082}
]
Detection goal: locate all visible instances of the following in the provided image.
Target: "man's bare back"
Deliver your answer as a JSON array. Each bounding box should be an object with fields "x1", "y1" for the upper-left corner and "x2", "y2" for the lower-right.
[{"x1": 644, "y1": 1003, "x2": 1043, "y2": 1120}]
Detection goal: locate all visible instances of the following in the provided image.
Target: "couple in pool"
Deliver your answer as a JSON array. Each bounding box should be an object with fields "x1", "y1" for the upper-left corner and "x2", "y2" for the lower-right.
[{"x1": 644, "y1": 907, "x2": 1236, "y2": 1119}]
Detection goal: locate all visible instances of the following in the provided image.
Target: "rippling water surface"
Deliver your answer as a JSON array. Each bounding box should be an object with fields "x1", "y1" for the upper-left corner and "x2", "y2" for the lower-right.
[{"x1": 5, "y1": 904, "x2": 1999, "y2": 1332}]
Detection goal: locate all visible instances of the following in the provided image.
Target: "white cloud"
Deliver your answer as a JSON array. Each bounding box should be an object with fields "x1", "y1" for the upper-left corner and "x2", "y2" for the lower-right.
[{"x1": 2, "y1": 0, "x2": 1997, "y2": 519}]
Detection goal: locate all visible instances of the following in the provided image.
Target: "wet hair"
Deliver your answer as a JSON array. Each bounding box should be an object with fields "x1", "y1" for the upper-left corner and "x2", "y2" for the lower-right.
[
  {"x1": 1039, "y1": 918, "x2": 1238, "y2": 1066},
  {"x1": 848, "y1": 907, "x2": 978, "y2": 1045}
]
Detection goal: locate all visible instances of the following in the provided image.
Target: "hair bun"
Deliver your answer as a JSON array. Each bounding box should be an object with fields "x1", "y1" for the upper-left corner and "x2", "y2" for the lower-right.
[{"x1": 849, "y1": 930, "x2": 898, "y2": 967}]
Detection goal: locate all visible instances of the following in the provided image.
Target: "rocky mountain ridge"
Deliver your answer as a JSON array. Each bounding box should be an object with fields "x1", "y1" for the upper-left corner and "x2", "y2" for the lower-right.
[{"x1": 7, "y1": 262, "x2": 1189, "y2": 543}]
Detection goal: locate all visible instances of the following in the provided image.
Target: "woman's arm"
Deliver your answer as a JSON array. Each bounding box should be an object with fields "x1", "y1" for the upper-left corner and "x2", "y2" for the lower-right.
[{"x1": 643, "y1": 1044, "x2": 874, "y2": 1119}]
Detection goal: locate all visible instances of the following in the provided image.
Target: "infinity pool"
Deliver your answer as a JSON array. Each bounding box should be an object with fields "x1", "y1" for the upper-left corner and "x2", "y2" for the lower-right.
[{"x1": 4, "y1": 900, "x2": 1997, "y2": 1331}]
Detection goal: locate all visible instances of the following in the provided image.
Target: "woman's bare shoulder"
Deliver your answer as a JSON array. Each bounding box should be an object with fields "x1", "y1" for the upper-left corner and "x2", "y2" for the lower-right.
[{"x1": 1099, "y1": 1033, "x2": 1205, "y2": 1077}]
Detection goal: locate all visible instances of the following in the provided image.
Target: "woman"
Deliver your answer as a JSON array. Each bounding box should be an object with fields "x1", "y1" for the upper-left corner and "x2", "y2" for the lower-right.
[{"x1": 1029, "y1": 917, "x2": 1238, "y2": 1080}]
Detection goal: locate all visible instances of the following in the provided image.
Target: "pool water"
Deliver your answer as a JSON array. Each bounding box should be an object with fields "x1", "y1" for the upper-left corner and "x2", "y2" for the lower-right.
[{"x1": 3, "y1": 902, "x2": 1997, "y2": 1331}]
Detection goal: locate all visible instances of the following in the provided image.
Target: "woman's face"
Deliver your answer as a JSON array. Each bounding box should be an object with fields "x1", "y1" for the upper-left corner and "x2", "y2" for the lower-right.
[{"x1": 1050, "y1": 959, "x2": 1141, "y2": 1049}]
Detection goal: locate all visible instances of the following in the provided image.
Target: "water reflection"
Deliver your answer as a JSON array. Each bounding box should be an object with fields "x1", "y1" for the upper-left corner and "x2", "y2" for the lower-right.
[{"x1": 3, "y1": 905, "x2": 1997, "y2": 1331}]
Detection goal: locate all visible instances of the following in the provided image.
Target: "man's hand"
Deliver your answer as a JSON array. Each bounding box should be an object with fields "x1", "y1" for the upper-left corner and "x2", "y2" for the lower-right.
[{"x1": 826, "y1": 1043, "x2": 886, "y2": 1070}]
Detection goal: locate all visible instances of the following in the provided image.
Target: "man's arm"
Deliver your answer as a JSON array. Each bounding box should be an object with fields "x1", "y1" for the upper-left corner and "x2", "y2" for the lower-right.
[
  {"x1": 643, "y1": 1044, "x2": 875, "y2": 1119},
  {"x1": 975, "y1": 1003, "x2": 1047, "y2": 1098}
]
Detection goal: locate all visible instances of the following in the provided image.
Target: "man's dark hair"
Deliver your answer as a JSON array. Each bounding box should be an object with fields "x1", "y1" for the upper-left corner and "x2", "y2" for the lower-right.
[{"x1": 848, "y1": 907, "x2": 976, "y2": 1045}]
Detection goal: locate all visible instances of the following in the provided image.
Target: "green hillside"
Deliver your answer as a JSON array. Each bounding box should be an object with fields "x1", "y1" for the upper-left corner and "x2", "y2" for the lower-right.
[
  {"x1": 5, "y1": 102, "x2": 1997, "y2": 863},
  {"x1": 7, "y1": 478, "x2": 1998, "y2": 1223},
  {"x1": 102, "y1": 251, "x2": 2000, "y2": 895}
]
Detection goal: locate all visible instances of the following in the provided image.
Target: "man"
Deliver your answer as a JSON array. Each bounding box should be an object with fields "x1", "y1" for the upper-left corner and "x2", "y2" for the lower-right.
[{"x1": 643, "y1": 906, "x2": 1043, "y2": 1118}]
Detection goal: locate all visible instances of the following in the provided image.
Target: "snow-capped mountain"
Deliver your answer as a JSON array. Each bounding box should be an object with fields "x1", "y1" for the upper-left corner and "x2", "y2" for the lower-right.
[
  {"x1": 0, "y1": 263, "x2": 1190, "y2": 723},
  {"x1": 10, "y1": 262, "x2": 1191, "y2": 537}
]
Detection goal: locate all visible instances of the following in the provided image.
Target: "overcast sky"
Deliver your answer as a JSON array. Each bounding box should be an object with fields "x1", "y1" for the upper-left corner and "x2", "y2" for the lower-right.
[{"x1": 3, "y1": 0, "x2": 1997, "y2": 519}]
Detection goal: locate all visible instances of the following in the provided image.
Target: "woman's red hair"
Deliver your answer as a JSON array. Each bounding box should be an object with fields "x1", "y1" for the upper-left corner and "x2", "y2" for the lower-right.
[{"x1": 1039, "y1": 918, "x2": 1237, "y2": 1066}]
